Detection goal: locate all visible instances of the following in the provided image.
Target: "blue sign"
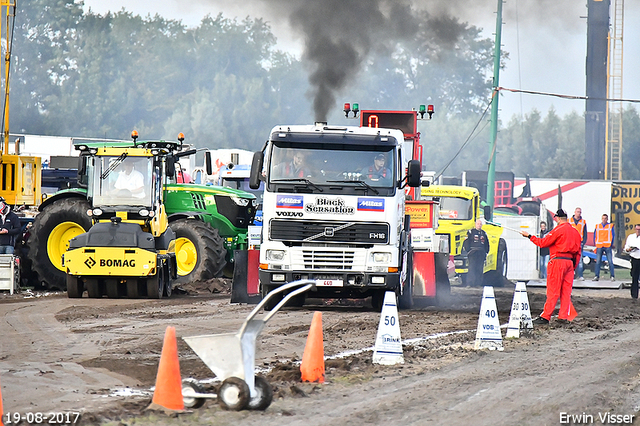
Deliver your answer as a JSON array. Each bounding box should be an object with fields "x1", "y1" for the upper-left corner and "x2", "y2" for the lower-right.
[
  {"x1": 357, "y1": 198, "x2": 385, "y2": 212},
  {"x1": 276, "y1": 195, "x2": 304, "y2": 209}
]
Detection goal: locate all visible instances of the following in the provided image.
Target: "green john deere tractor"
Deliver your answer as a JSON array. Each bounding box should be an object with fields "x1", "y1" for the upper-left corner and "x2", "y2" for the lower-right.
[{"x1": 28, "y1": 132, "x2": 256, "y2": 292}]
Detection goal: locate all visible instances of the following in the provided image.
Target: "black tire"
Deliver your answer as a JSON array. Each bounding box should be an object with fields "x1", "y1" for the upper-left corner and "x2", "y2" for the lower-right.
[
  {"x1": 182, "y1": 378, "x2": 206, "y2": 409},
  {"x1": 28, "y1": 198, "x2": 92, "y2": 290},
  {"x1": 105, "y1": 278, "x2": 120, "y2": 298},
  {"x1": 146, "y1": 263, "x2": 163, "y2": 299},
  {"x1": 371, "y1": 290, "x2": 386, "y2": 312},
  {"x1": 218, "y1": 377, "x2": 250, "y2": 411},
  {"x1": 171, "y1": 219, "x2": 227, "y2": 284},
  {"x1": 261, "y1": 284, "x2": 283, "y2": 311},
  {"x1": 163, "y1": 264, "x2": 172, "y2": 298},
  {"x1": 484, "y1": 238, "x2": 508, "y2": 287},
  {"x1": 66, "y1": 275, "x2": 83, "y2": 298},
  {"x1": 126, "y1": 279, "x2": 141, "y2": 298},
  {"x1": 86, "y1": 279, "x2": 101, "y2": 298},
  {"x1": 247, "y1": 376, "x2": 273, "y2": 411},
  {"x1": 518, "y1": 201, "x2": 540, "y2": 216},
  {"x1": 398, "y1": 249, "x2": 413, "y2": 310}
]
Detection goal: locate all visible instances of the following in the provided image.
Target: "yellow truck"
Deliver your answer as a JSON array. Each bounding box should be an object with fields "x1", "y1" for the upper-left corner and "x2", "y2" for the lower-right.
[{"x1": 421, "y1": 185, "x2": 508, "y2": 286}]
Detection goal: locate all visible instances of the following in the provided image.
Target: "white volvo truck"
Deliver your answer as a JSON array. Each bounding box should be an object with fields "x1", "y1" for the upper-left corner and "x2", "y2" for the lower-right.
[{"x1": 250, "y1": 122, "x2": 421, "y2": 311}]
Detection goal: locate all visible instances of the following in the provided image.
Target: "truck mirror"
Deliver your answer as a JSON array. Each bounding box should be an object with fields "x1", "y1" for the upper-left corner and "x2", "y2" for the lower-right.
[
  {"x1": 205, "y1": 151, "x2": 213, "y2": 175},
  {"x1": 249, "y1": 151, "x2": 264, "y2": 190},
  {"x1": 484, "y1": 205, "x2": 493, "y2": 221},
  {"x1": 407, "y1": 160, "x2": 421, "y2": 187}
]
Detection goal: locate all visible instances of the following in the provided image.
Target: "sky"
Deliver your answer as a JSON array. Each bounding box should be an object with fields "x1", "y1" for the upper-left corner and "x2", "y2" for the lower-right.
[{"x1": 81, "y1": 0, "x2": 640, "y2": 122}]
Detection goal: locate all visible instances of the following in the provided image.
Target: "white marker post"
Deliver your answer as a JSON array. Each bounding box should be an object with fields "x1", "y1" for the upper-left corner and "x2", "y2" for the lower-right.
[
  {"x1": 474, "y1": 286, "x2": 503, "y2": 350},
  {"x1": 372, "y1": 291, "x2": 404, "y2": 365},
  {"x1": 506, "y1": 282, "x2": 533, "y2": 338}
]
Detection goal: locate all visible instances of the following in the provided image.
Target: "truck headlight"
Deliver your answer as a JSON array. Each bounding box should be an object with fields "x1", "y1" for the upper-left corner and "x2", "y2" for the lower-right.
[
  {"x1": 231, "y1": 196, "x2": 250, "y2": 206},
  {"x1": 372, "y1": 252, "x2": 391, "y2": 263},
  {"x1": 266, "y1": 250, "x2": 285, "y2": 261},
  {"x1": 454, "y1": 259, "x2": 464, "y2": 267},
  {"x1": 272, "y1": 274, "x2": 286, "y2": 282}
]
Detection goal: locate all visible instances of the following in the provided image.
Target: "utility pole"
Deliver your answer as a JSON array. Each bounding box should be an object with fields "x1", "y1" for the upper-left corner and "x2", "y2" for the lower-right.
[{"x1": 486, "y1": 0, "x2": 503, "y2": 221}]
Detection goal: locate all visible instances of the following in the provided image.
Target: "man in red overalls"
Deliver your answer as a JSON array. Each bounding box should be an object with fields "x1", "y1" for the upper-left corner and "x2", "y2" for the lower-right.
[{"x1": 521, "y1": 209, "x2": 582, "y2": 325}]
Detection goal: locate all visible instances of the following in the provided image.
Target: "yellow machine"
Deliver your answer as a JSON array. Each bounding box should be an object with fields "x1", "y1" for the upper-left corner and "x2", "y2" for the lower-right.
[
  {"x1": 421, "y1": 185, "x2": 507, "y2": 285},
  {"x1": 0, "y1": 1, "x2": 42, "y2": 206},
  {"x1": 63, "y1": 137, "x2": 178, "y2": 298}
]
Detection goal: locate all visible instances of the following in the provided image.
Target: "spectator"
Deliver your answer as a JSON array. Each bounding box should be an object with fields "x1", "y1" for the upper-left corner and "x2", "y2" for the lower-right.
[
  {"x1": 462, "y1": 218, "x2": 489, "y2": 287},
  {"x1": 570, "y1": 207, "x2": 587, "y2": 281},
  {"x1": 624, "y1": 224, "x2": 640, "y2": 299},
  {"x1": 521, "y1": 209, "x2": 582, "y2": 325},
  {"x1": 539, "y1": 221, "x2": 550, "y2": 278},
  {"x1": 360, "y1": 153, "x2": 391, "y2": 184},
  {"x1": 594, "y1": 213, "x2": 615, "y2": 281},
  {"x1": 0, "y1": 198, "x2": 22, "y2": 254}
]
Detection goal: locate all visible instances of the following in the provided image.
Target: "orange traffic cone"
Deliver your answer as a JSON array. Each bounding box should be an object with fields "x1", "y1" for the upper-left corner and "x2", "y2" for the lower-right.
[
  {"x1": 568, "y1": 302, "x2": 578, "y2": 321},
  {"x1": 300, "y1": 311, "x2": 325, "y2": 383},
  {"x1": 148, "y1": 326, "x2": 184, "y2": 412}
]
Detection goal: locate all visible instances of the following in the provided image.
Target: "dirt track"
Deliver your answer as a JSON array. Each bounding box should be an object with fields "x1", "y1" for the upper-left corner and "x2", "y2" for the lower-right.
[{"x1": 2, "y1": 280, "x2": 640, "y2": 425}]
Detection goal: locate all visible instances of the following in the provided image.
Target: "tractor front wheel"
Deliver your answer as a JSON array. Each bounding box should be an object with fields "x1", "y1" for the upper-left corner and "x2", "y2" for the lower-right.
[{"x1": 171, "y1": 219, "x2": 226, "y2": 284}]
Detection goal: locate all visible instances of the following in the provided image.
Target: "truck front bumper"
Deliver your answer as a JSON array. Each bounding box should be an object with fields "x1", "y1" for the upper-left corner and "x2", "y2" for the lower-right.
[{"x1": 259, "y1": 269, "x2": 400, "y2": 298}]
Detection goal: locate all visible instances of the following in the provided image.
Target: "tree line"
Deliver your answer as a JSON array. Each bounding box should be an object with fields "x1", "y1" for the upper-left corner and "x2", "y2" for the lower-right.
[{"x1": 6, "y1": 0, "x2": 639, "y2": 179}]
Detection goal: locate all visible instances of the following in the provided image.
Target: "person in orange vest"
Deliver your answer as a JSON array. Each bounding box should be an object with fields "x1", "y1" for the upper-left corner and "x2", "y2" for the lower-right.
[
  {"x1": 594, "y1": 213, "x2": 615, "y2": 281},
  {"x1": 521, "y1": 209, "x2": 582, "y2": 325},
  {"x1": 570, "y1": 207, "x2": 587, "y2": 280}
]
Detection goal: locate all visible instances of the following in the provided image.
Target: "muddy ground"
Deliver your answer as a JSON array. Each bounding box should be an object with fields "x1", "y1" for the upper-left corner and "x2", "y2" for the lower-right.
[{"x1": 2, "y1": 279, "x2": 640, "y2": 425}]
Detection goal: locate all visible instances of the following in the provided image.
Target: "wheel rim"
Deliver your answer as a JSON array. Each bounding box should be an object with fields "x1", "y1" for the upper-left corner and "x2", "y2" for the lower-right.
[
  {"x1": 47, "y1": 221, "x2": 86, "y2": 272},
  {"x1": 182, "y1": 384, "x2": 198, "y2": 407},
  {"x1": 220, "y1": 384, "x2": 241, "y2": 405},
  {"x1": 175, "y1": 237, "x2": 198, "y2": 276}
]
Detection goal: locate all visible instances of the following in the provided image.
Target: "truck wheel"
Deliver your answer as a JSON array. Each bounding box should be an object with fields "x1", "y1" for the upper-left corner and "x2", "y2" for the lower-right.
[
  {"x1": 28, "y1": 198, "x2": 92, "y2": 290},
  {"x1": 484, "y1": 238, "x2": 508, "y2": 287},
  {"x1": 371, "y1": 290, "x2": 386, "y2": 312},
  {"x1": 261, "y1": 284, "x2": 283, "y2": 311},
  {"x1": 398, "y1": 250, "x2": 413, "y2": 310},
  {"x1": 518, "y1": 201, "x2": 540, "y2": 216},
  {"x1": 170, "y1": 219, "x2": 226, "y2": 284}
]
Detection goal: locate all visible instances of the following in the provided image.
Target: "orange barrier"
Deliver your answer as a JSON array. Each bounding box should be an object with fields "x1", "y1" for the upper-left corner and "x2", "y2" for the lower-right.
[{"x1": 300, "y1": 311, "x2": 325, "y2": 383}]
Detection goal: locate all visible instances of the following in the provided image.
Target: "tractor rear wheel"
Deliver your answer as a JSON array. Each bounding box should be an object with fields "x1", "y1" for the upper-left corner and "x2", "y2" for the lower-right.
[
  {"x1": 171, "y1": 219, "x2": 226, "y2": 284},
  {"x1": 28, "y1": 198, "x2": 92, "y2": 290}
]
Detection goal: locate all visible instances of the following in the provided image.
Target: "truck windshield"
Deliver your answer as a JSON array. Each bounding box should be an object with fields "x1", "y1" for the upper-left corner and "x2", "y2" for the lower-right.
[
  {"x1": 268, "y1": 145, "x2": 395, "y2": 190},
  {"x1": 90, "y1": 156, "x2": 154, "y2": 207},
  {"x1": 424, "y1": 196, "x2": 473, "y2": 220}
]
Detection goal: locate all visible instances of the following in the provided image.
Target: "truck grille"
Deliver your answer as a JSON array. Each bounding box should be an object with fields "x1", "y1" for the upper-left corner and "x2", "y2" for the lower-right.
[
  {"x1": 302, "y1": 249, "x2": 355, "y2": 270},
  {"x1": 269, "y1": 220, "x2": 389, "y2": 244}
]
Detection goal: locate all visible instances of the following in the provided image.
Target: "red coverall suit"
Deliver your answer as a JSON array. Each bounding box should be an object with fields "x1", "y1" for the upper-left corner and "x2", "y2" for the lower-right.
[{"x1": 528, "y1": 222, "x2": 582, "y2": 321}]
